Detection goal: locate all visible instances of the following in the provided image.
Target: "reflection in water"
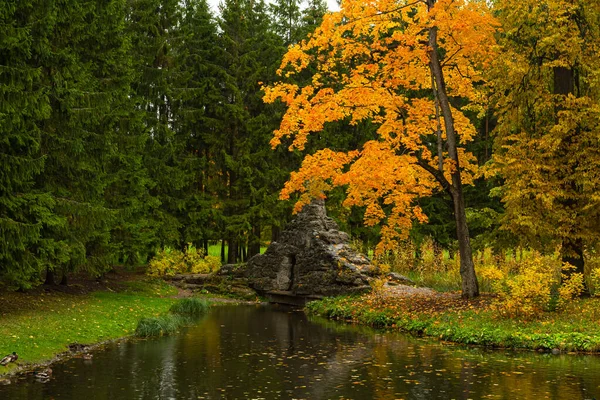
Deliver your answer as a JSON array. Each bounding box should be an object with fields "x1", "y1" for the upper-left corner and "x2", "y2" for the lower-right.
[{"x1": 1, "y1": 304, "x2": 599, "y2": 399}]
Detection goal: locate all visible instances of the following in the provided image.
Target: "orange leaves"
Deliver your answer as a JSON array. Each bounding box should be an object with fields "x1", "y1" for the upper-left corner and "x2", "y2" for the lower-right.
[
  {"x1": 280, "y1": 149, "x2": 359, "y2": 210},
  {"x1": 264, "y1": 0, "x2": 499, "y2": 252}
]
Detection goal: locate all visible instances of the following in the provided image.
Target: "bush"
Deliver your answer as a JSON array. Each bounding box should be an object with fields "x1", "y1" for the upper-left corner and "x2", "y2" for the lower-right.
[
  {"x1": 147, "y1": 244, "x2": 221, "y2": 277},
  {"x1": 490, "y1": 253, "x2": 585, "y2": 319},
  {"x1": 590, "y1": 268, "x2": 600, "y2": 297}
]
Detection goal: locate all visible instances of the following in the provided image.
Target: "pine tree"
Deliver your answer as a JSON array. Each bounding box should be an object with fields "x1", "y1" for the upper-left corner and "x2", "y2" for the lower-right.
[
  {"x1": 299, "y1": 0, "x2": 328, "y2": 40},
  {"x1": 128, "y1": 0, "x2": 186, "y2": 249},
  {"x1": 269, "y1": 0, "x2": 302, "y2": 45},
  {"x1": 35, "y1": 0, "x2": 138, "y2": 281},
  {"x1": 169, "y1": 0, "x2": 224, "y2": 250},
  {"x1": 0, "y1": 0, "x2": 55, "y2": 288},
  {"x1": 217, "y1": 0, "x2": 289, "y2": 262}
]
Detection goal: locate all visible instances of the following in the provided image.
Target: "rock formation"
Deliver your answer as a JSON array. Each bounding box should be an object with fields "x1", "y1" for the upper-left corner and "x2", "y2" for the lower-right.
[{"x1": 246, "y1": 200, "x2": 377, "y2": 296}]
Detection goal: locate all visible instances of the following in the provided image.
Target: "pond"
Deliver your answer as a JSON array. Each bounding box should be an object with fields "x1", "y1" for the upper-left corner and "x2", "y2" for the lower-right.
[{"x1": 1, "y1": 305, "x2": 599, "y2": 399}]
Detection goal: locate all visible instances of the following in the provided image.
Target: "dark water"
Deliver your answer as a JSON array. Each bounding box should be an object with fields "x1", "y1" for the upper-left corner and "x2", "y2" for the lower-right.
[{"x1": 1, "y1": 305, "x2": 599, "y2": 399}]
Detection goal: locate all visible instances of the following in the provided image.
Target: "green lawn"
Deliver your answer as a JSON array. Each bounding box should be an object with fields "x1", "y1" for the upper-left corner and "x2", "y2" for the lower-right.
[
  {"x1": 207, "y1": 243, "x2": 266, "y2": 259},
  {"x1": 0, "y1": 280, "x2": 178, "y2": 374}
]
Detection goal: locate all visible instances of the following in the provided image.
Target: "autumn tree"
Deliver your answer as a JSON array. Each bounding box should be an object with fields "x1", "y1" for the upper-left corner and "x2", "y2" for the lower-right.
[
  {"x1": 490, "y1": 0, "x2": 600, "y2": 294},
  {"x1": 264, "y1": 0, "x2": 499, "y2": 298}
]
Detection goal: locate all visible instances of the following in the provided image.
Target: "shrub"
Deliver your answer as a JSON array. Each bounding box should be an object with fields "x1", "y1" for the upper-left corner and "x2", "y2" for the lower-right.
[
  {"x1": 558, "y1": 264, "x2": 585, "y2": 307},
  {"x1": 147, "y1": 247, "x2": 185, "y2": 277},
  {"x1": 491, "y1": 255, "x2": 555, "y2": 319},
  {"x1": 477, "y1": 264, "x2": 506, "y2": 293},
  {"x1": 590, "y1": 268, "x2": 600, "y2": 297},
  {"x1": 147, "y1": 244, "x2": 221, "y2": 277}
]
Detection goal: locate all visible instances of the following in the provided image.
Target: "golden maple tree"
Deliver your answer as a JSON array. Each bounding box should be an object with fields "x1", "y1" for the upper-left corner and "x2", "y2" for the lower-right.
[
  {"x1": 490, "y1": 0, "x2": 600, "y2": 294},
  {"x1": 264, "y1": 0, "x2": 498, "y2": 298}
]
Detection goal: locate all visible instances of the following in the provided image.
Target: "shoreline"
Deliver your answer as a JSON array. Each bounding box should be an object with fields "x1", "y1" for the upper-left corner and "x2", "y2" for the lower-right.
[
  {"x1": 305, "y1": 290, "x2": 600, "y2": 355},
  {"x1": 0, "y1": 277, "x2": 258, "y2": 379}
]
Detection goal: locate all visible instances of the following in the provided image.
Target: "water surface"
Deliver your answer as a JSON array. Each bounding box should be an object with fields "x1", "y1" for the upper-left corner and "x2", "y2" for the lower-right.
[{"x1": 1, "y1": 305, "x2": 599, "y2": 399}]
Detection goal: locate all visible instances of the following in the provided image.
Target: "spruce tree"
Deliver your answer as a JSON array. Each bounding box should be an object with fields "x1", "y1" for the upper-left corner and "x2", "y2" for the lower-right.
[
  {"x1": 217, "y1": 0, "x2": 288, "y2": 261},
  {"x1": 0, "y1": 0, "x2": 55, "y2": 288},
  {"x1": 169, "y1": 0, "x2": 224, "y2": 250},
  {"x1": 36, "y1": 0, "x2": 140, "y2": 281}
]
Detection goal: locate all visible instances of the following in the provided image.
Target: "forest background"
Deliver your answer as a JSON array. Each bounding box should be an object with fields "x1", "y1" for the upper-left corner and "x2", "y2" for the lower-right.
[{"x1": 2, "y1": 0, "x2": 600, "y2": 307}]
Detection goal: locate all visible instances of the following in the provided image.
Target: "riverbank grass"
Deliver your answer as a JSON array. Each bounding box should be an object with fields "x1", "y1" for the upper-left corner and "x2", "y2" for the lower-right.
[
  {"x1": 307, "y1": 294, "x2": 600, "y2": 353},
  {"x1": 0, "y1": 280, "x2": 179, "y2": 374},
  {"x1": 136, "y1": 298, "x2": 211, "y2": 337}
]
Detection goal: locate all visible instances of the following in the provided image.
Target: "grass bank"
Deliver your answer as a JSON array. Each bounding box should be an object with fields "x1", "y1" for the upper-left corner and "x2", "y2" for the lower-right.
[
  {"x1": 0, "y1": 279, "x2": 179, "y2": 375},
  {"x1": 306, "y1": 293, "x2": 600, "y2": 353}
]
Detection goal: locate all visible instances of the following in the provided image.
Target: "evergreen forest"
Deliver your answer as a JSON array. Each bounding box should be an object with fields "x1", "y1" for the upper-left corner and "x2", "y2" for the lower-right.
[
  {"x1": 0, "y1": 0, "x2": 329, "y2": 289},
  {"x1": 2, "y1": 0, "x2": 600, "y2": 302}
]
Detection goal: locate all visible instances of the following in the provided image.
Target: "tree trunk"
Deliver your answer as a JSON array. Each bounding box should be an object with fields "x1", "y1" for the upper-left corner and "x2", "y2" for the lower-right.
[
  {"x1": 220, "y1": 239, "x2": 226, "y2": 263},
  {"x1": 427, "y1": 10, "x2": 479, "y2": 298},
  {"x1": 227, "y1": 238, "x2": 238, "y2": 264},
  {"x1": 60, "y1": 270, "x2": 68, "y2": 286},
  {"x1": 271, "y1": 224, "x2": 281, "y2": 243},
  {"x1": 248, "y1": 223, "x2": 261, "y2": 258},
  {"x1": 44, "y1": 266, "x2": 55, "y2": 285}
]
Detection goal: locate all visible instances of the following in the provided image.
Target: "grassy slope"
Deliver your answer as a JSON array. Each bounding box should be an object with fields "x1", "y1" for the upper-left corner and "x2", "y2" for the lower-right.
[
  {"x1": 307, "y1": 295, "x2": 600, "y2": 353},
  {"x1": 0, "y1": 280, "x2": 178, "y2": 374}
]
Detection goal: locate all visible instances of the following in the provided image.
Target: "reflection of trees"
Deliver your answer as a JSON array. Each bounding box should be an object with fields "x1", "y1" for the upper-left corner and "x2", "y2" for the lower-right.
[{"x1": 1, "y1": 306, "x2": 600, "y2": 399}]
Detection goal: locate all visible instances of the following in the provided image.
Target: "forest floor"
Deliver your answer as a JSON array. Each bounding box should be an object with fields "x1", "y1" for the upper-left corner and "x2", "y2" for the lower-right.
[
  {"x1": 0, "y1": 270, "x2": 250, "y2": 377},
  {"x1": 306, "y1": 284, "x2": 600, "y2": 354}
]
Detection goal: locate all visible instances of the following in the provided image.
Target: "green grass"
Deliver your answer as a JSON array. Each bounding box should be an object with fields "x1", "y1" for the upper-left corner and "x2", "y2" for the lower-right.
[
  {"x1": 135, "y1": 314, "x2": 186, "y2": 337},
  {"x1": 306, "y1": 295, "x2": 600, "y2": 353},
  {"x1": 169, "y1": 297, "x2": 210, "y2": 317},
  {"x1": 0, "y1": 280, "x2": 179, "y2": 374},
  {"x1": 135, "y1": 298, "x2": 211, "y2": 337},
  {"x1": 207, "y1": 243, "x2": 267, "y2": 259}
]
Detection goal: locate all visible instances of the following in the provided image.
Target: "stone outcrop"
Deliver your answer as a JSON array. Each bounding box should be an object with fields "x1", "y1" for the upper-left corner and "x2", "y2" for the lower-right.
[{"x1": 246, "y1": 200, "x2": 376, "y2": 296}]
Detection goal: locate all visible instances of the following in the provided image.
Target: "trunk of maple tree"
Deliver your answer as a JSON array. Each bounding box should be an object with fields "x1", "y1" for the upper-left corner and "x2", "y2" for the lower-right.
[
  {"x1": 427, "y1": 10, "x2": 479, "y2": 298},
  {"x1": 553, "y1": 66, "x2": 589, "y2": 295}
]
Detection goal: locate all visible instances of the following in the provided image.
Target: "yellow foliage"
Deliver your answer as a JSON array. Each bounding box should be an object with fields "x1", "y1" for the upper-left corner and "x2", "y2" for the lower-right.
[
  {"x1": 558, "y1": 264, "x2": 585, "y2": 307},
  {"x1": 492, "y1": 258, "x2": 554, "y2": 319},
  {"x1": 478, "y1": 264, "x2": 506, "y2": 293},
  {"x1": 147, "y1": 244, "x2": 221, "y2": 277},
  {"x1": 490, "y1": 0, "x2": 600, "y2": 245},
  {"x1": 490, "y1": 252, "x2": 587, "y2": 318},
  {"x1": 590, "y1": 268, "x2": 600, "y2": 297},
  {"x1": 369, "y1": 277, "x2": 388, "y2": 300}
]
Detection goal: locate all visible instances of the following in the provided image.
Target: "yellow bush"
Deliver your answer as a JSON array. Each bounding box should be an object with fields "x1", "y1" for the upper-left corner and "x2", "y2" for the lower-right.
[
  {"x1": 190, "y1": 255, "x2": 221, "y2": 274},
  {"x1": 147, "y1": 247, "x2": 186, "y2": 277},
  {"x1": 590, "y1": 268, "x2": 600, "y2": 297},
  {"x1": 373, "y1": 240, "x2": 415, "y2": 273},
  {"x1": 558, "y1": 264, "x2": 585, "y2": 307},
  {"x1": 478, "y1": 264, "x2": 506, "y2": 293},
  {"x1": 492, "y1": 255, "x2": 555, "y2": 319},
  {"x1": 147, "y1": 244, "x2": 221, "y2": 277}
]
